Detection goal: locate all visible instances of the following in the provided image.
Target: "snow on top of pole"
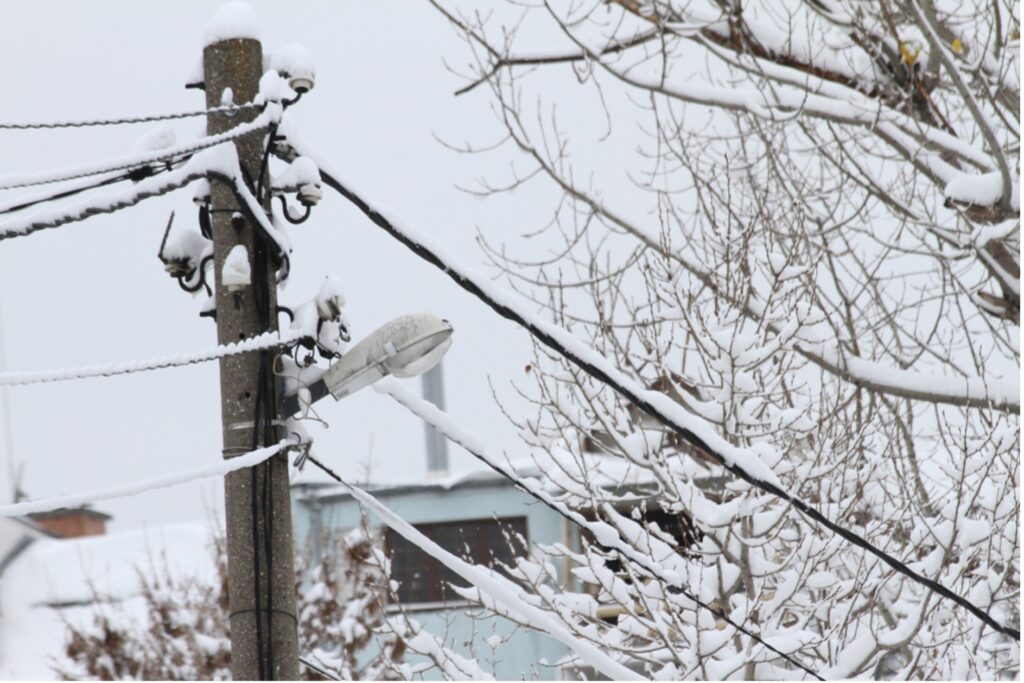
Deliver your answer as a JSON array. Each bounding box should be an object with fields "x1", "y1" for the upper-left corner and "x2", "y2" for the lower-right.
[{"x1": 204, "y1": 1, "x2": 260, "y2": 47}]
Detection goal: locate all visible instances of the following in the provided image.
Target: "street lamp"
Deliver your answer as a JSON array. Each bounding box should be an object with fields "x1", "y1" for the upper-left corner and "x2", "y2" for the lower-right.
[{"x1": 281, "y1": 313, "x2": 453, "y2": 416}]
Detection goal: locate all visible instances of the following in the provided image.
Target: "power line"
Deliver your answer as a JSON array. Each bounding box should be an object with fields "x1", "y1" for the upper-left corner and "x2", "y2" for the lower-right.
[
  {"x1": 301, "y1": 154, "x2": 1021, "y2": 642},
  {"x1": 0, "y1": 106, "x2": 277, "y2": 191},
  {"x1": 0, "y1": 439, "x2": 293, "y2": 519},
  {"x1": 0, "y1": 171, "x2": 133, "y2": 216},
  {"x1": 0, "y1": 329, "x2": 308, "y2": 386},
  {"x1": 0, "y1": 102, "x2": 263, "y2": 131},
  {"x1": 0, "y1": 164, "x2": 208, "y2": 241}
]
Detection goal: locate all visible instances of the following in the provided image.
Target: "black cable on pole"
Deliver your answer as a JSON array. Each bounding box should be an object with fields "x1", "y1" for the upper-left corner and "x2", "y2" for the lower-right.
[
  {"x1": 312, "y1": 164, "x2": 1021, "y2": 643},
  {"x1": 0, "y1": 102, "x2": 263, "y2": 130},
  {"x1": 250, "y1": 132, "x2": 280, "y2": 678}
]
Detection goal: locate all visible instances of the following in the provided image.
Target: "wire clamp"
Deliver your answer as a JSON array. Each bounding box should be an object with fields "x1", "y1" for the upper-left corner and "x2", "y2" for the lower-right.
[{"x1": 289, "y1": 438, "x2": 312, "y2": 471}]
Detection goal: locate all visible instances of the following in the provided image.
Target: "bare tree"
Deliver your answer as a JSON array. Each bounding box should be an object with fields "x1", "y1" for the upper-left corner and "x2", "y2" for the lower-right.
[{"x1": 425, "y1": 0, "x2": 1019, "y2": 678}]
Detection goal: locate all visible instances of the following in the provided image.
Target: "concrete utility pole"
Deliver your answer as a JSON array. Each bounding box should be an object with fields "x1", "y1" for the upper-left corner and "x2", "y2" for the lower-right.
[{"x1": 204, "y1": 36, "x2": 300, "y2": 680}]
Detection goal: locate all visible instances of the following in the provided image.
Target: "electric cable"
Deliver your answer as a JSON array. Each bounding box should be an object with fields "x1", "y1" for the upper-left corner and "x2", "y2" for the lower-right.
[
  {"x1": 277, "y1": 195, "x2": 311, "y2": 224},
  {"x1": 306, "y1": 159, "x2": 1021, "y2": 642},
  {"x1": 0, "y1": 109, "x2": 275, "y2": 191},
  {"x1": 0, "y1": 102, "x2": 263, "y2": 130},
  {"x1": 0, "y1": 328, "x2": 308, "y2": 387},
  {"x1": 0, "y1": 439, "x2": 292, "y2": 519},
  {"x1": 0, "y1": 165, "x2": 207, "y2": 241},
  {"x1": 243, "y1": 131, "x2": 283, "y2": 678},
  {"x1": 0, "y1": 170, "x2": 137, "y2": 216}
]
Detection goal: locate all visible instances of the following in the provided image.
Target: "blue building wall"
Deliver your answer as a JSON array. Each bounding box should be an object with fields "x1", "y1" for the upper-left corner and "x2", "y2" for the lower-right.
[{"x1": 292, "y1": 477, "x2": 574, "y2": 680}]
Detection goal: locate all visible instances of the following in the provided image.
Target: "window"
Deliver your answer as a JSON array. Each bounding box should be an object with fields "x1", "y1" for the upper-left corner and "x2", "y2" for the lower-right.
[{"x1": 385, "y1": 517, "x2": 528, "y2": 605}]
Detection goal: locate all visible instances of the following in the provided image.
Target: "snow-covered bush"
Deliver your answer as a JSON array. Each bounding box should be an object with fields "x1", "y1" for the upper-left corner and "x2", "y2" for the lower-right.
[{"x1": 56, "y1": 531, "x2": 404, "y2": 681}]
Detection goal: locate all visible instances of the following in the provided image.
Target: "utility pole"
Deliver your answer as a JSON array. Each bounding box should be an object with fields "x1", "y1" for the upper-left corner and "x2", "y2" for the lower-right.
[{"x1": 204, "y1": 35, "x2": 300, "y2": 680}]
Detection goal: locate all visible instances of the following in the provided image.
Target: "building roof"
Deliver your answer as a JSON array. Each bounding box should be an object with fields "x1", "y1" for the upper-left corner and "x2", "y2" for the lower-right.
[
  {"x1": 292, "y1": 465, "x2": 526, "y2": 504},
  {"x1": 27, "y1": 506, "x2": 112, "y2": 522}
]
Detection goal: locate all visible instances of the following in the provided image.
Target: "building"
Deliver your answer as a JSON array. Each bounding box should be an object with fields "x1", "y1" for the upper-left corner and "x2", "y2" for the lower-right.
[{"x1": 292, "y1": 469, "x2": 577, "y2": 680}]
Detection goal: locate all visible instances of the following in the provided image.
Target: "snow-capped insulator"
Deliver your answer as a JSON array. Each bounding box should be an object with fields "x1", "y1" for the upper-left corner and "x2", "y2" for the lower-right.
[
  {"x1": 289, "y1": 74, "x2": 314, "y2": 93},
  {"x1": 297, "y1": 182, "x2": 322, "y2": 207},
  {"x1": 192, "y1": 179, "x2": 211, "y2": 205},
  {"x1": 222, "y1": 245, "x2": 251, "y2": 292},
  {"x1": 272, "y1": 156, "x2": 320, "y2": 194},
  {"x1": 271, "y1": 43, "x2": 315, "y2": 93}
]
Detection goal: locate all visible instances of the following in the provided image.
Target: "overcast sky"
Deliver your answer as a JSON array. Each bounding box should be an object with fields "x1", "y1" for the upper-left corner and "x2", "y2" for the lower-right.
[{"x1": 0, "y1": 1, "x2": 565, "y2": 532}]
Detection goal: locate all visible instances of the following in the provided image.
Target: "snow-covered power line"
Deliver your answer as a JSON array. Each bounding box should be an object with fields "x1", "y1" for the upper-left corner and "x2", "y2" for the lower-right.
[
  {"x1": 0, "y1": 104, "x2": 279, "y2": 191},
  {"x1": 0, "y1": 157, "x2": 207, "y2": 241},
  {"x1": 0, "y1": 329, "x2": 308, "y2": 386},
  {"x1": 295, "y1": 142, "x2": 1021, "y2": 642},
  {"x1": 300, "y1": 453, "x2": 643, "y2": 682},
  {"x1": 0, "y1": 439, "x2": 293, "y2": 518},
  {"x1": 374, "y1": 378, "x2": 826, "y2": 680},
  {"x1": 0, "y1": 143, "x2": 290, "y2": 259},
  {"x1": 0, "y1": 102, "x2": 263, "y2": 130}
]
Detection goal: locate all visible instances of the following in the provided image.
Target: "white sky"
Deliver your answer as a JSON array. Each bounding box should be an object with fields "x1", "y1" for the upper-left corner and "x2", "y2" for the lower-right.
[{"x1": 0, "y1": 1, "x2": 561, "y2": 532}]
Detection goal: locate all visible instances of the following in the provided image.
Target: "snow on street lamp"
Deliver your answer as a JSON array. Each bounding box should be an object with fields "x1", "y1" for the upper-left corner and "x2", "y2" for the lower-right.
[{"x1": 281, "y1": 313, "x2": 453, "y2": 416}]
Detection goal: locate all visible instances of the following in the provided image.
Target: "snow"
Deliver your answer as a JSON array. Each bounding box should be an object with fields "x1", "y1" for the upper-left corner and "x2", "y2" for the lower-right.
[
  {"x1": 256, "y1": 70, "x2": 295, "y2": 105},
  {"x1": 271, "y1": 43, "x2": 315, "y2": 82},
  {"x1": 0, "y1": 328, "x2": 305, "y2": 386},
  {"x1": 203, "y1": 1, "x2": 259, "y2": 47},
  {"x1": 945, "y1": 170, "x2": 1017, "y2": 208},
  {"x1": 0, "y1": 439, "x2": 290, "y2": 518},
  {"x1": 273, "y1": 156, "x2": 321, "y2": 193},
  {"x1": 161, "y1": 226, "x2": 209, "y2": 265},
  {"x1": 221, "y1": 244, "x2": 251, "y2": 289},
  {"x1": 128, "y1": 124, "x2": 176, "y2": 154},
  {"x1": 403, "y1": 629, "x2": 495, "y2": 681},
  {"x1": 818, "y1": 347, "x2": 1020, "y2": 413}
]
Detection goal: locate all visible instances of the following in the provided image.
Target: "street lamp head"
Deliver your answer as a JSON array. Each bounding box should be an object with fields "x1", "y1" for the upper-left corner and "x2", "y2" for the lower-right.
[{"x1": 322, "y1": 313, "x2": 453, "y2": 400}]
